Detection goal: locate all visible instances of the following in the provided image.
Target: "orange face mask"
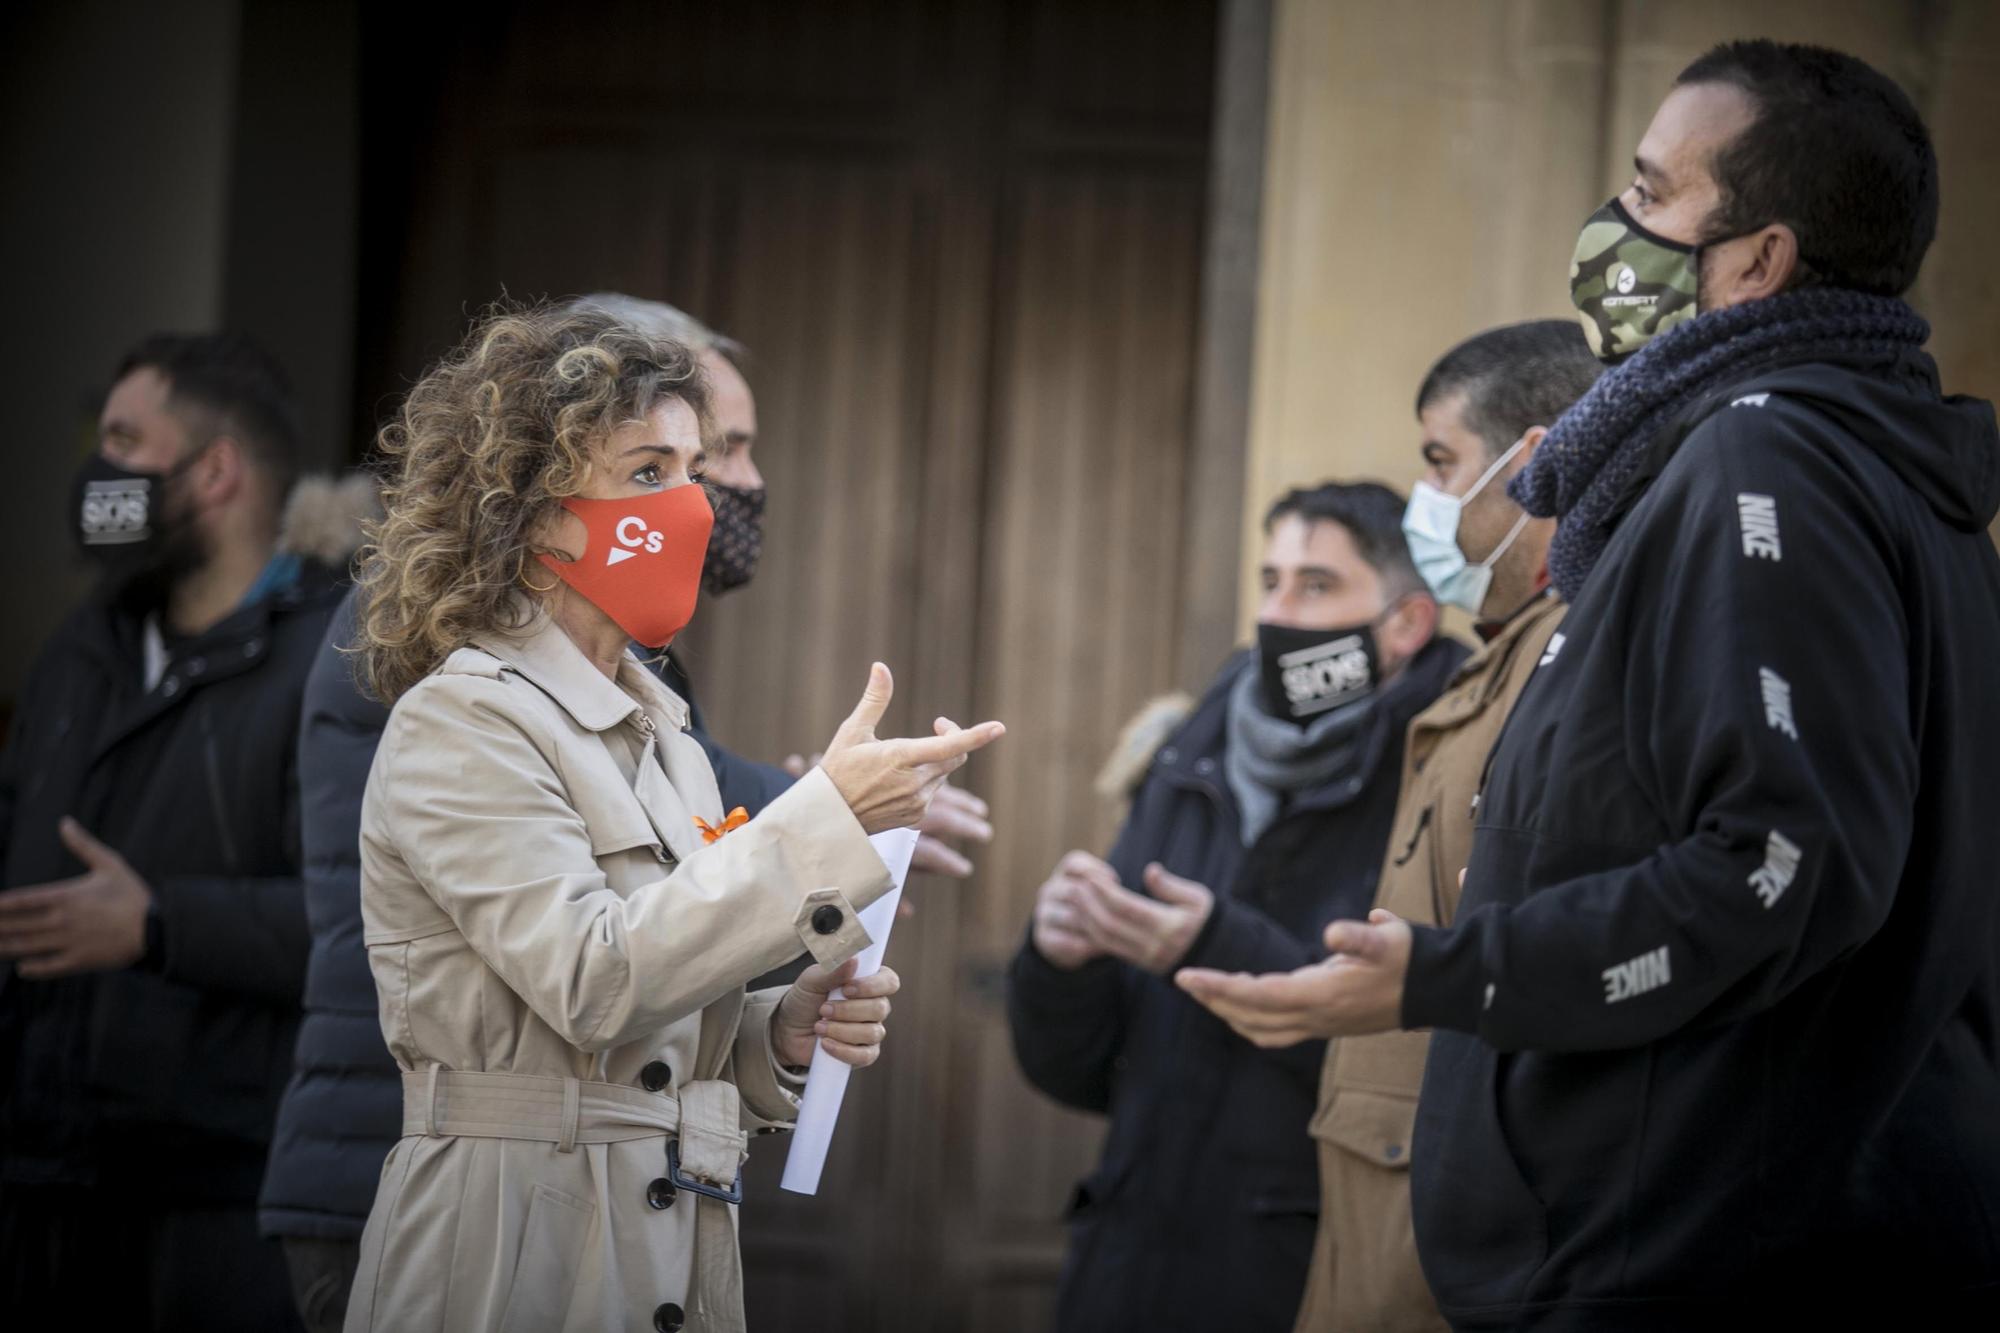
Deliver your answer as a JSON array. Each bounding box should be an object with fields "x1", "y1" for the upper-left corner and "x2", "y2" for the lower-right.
[{"x1": 537, "y1": 485, "x2": 714, "y2": 648}]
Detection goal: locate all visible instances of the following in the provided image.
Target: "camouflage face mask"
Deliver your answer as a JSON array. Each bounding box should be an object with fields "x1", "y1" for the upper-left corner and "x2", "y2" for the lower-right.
[{"x1": 1569, "y1": 198, "x2": 1700, "y2": 363}]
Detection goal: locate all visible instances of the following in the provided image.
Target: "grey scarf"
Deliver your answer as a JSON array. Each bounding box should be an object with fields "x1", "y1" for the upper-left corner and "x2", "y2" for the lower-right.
[
  {"x1": 1509, "y1": 287, "x2": 1928, "y2": 600},
  {"x1": 1224, "y1": 664, "x2": 1375, "y2": 845}
]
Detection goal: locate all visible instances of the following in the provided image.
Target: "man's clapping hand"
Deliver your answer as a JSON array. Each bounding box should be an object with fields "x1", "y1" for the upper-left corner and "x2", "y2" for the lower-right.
[
  {"x1": 1031, "y1": 852, "x2": 1214, "y2": 976},
  {"x1": 1174, "y1": 909, "x2": 1413, "y2": 1046},
  {"x1": 0, "y1": 819, "x2": 153, "y2": 979}
]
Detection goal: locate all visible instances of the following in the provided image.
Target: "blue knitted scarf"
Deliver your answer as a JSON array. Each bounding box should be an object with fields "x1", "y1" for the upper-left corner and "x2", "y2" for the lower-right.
[{"x1": 1509, "y1": 288, "x2": 1930, "y2": 601}]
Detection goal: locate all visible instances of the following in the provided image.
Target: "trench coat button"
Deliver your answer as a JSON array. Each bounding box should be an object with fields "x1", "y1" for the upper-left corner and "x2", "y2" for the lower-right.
[
  {"x1": 646, "y1": 1177, "x2": 678, "y2": 1210},
  {"x1": 1386, "y1": 1143, "x2": 1404, "y2": 1161},
  {"x1": 811, "y1": 905, "x2": 843, "y2": 936},
  {"x1": 640, "y1": 1060, "x2": 672, "y2": 1092},
  {"x1": 654, "y1": 1302, "x2": 686, "y2": 1331}
]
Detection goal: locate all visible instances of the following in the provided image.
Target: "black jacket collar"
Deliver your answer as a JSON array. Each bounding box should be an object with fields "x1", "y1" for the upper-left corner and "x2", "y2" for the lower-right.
[
  {"x1": 1151, "y1": 635, "x2": 1468, "y2": 816},
  {"x1": 72, "y1": 560, "x2": 345, "y2": 763}
]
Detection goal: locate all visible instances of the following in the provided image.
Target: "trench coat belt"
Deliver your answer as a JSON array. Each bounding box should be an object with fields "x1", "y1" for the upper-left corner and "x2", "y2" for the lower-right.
[
  {"x1": 400, "y1": 1067, "x2": 689, "y2": 1147},
  {"x1": 401, "y1": 1067, "x2": 753, "y2": 1333},
  {"x1": 400, "y1": 1069, "x2": 746, "y2": 1180}
]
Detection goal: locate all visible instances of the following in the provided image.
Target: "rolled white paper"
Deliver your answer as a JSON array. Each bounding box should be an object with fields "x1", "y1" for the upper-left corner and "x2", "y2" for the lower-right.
[{"x1": 779, "y1": 826, "x2": 921, "y2": 1195}]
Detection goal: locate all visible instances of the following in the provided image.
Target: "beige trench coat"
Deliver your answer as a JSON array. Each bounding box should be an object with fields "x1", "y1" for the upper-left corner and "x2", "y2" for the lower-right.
[
  {"x1": 344, "y1": 613, "x2": 892, "y2": 1333},
  {"x1": 1294, "y1": 595, "x2": 1566, "y2": 1333}
]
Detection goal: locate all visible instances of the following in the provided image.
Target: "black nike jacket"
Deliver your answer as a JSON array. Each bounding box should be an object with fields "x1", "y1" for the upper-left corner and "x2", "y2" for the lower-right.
[{"x1": 1403, "y1": 346, "x2": 2000, "y2": 1329}]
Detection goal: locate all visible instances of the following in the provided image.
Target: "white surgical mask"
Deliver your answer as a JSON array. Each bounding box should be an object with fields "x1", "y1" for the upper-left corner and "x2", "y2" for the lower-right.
[{"x1": 1402, "y1": 435, "x2": 1532, "y2": 616}]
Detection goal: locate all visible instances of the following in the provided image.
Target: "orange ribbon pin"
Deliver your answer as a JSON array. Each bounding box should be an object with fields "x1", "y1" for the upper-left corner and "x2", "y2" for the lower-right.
[{"x1": 693, "y1": 807, "x2": 751, "y2": 845}]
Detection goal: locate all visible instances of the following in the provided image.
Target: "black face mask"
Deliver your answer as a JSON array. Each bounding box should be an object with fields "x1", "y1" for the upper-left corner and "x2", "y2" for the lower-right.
[
  {"x1": 701, "y1": 482, "x2": 766, "y2": 596},
  {"x1": 1256, "y1": 619, "x2": 1381, "y2": 725},
  {"x1": 71, "y1": 450, "x2": 206, "y2": 606}
]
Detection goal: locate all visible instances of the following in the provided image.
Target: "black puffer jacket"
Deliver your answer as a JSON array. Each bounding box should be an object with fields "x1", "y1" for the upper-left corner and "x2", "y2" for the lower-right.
[
  {"x1": 254, "y1": 592, "x2": 392, "y2": 1238},
  {"x1": 1008, "y1": 637, "x2": 1464, "y2": 1333},
  {"x1": 0, "y1": 554, "x2": 346, "y2": 1203},
  {"x1": 258, "y1": 599, "x2": 798, "y2": 1238},
  {"x1": 660, "y1": 648, "x2": 795, "y2": 816},
  {"x1": 1405, "y1": 348, "x2": 2000, "y2": 1327}
]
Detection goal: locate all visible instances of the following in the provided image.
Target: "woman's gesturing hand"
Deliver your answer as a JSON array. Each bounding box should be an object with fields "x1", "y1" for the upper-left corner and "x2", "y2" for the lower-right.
[
  {"x1": 774, "y1": 959, "x2": 902, "y2": 1069},
  {"x1": 818, "y1": 664, "x2": 1005, "y2": 835}
]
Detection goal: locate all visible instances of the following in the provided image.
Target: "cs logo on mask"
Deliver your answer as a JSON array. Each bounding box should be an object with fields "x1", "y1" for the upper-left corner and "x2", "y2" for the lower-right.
[{"x1": 608, "y1": 515, "x2": 667, "y2": 566}]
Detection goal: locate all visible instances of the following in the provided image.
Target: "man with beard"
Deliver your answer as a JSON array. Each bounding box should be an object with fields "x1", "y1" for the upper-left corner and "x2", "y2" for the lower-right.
[
  {"x1": 0, "y1": 333, "x2": 358, "y2": 1329},
  {"x1": 1008, "y1": 482, "x2": 1464, "y2": 1332},
  {"x1": 257, "y1": 297, "x2": 992, "y2": 1331},
  {"x1": 1180, "y1": 40, "x2": 2000, "y2": 1326}
]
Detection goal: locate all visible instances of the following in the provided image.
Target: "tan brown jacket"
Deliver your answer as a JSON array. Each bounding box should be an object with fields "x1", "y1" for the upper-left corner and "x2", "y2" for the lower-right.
[
  {"x1": 345, "y1": 611, "x2": 892, "y2": 1333},
  {"x1": 1294, "y1": 595, "x2": 1565, "y2": 1333}
]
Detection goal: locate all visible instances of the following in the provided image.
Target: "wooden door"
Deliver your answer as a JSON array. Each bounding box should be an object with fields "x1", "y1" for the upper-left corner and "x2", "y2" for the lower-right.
[{"x1": 354, "y1": 2, "x2": 1223, "y2": 1324}]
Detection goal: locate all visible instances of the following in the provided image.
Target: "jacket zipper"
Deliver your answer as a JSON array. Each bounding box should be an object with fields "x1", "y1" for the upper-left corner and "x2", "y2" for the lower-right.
[
  {"x1": 1427, "y1": 807, "x2": 1450, "y2": 924},
  {"x1": 198, "y1": 700, "x2": 242, "y2": 874},
  {"x1": 1468, "y1": 609, "x2": 1554, "y2": 820}
]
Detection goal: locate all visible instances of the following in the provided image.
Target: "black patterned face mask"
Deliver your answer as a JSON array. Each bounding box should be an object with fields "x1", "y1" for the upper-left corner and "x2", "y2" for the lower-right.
[
  {"x1": 71, "y1": 447, "x2": 209, "y2": 607},
  {"x1": 1255, "y1": 618, "x2": 1380, "y2": 725},
  {"x1": 701, "y1": 483, "x2": 766, "y2": 596}
]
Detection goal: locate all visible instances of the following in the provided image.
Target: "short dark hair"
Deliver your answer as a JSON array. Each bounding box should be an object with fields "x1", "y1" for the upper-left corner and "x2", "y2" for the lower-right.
[
  {"x1": 1416, "y1": 319, "x2": 1602, "y2": 456},
  {"x1": 1675, "y1": 40, "x2": 1937, "y2": 296},
  {"x1": 1263, "y1": 480, "x2": 1424, "y2": 600},
  {"x1": 114, "y1": 331, "x2": 303, "y2": 497}
]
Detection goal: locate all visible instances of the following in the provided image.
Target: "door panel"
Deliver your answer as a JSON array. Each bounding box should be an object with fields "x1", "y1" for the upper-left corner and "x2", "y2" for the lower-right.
[{"x1": 944, "y1": 168, "x2": 1206, "y2": 1326}]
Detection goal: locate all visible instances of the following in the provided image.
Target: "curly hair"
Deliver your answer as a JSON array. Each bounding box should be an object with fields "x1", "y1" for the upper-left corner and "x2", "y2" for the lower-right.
[{"x1": 354, "y1": 300, "x2": 712, "y2": 704}]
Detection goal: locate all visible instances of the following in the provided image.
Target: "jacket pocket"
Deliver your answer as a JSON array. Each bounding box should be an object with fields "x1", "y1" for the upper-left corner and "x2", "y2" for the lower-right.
[
  {"x1": 1410, "y1": 1039, "x2": 1548, "y2": 1310},
  {"x1": 573, "y1": 780, "x2": 670, "y2": 864},
  {"x1": 587, "y1": 825, "x2": 668, "y2": 864},
  {"x1": 1385, "y1": 802, "x2": 1448, "y2": 926},
  {"x1": 1389, "y1": 804, "x2": 1434, "y2": 872},
  {"x1": 1246, "y1": 1186, "x2": 1321, "y2": 1219},
  {"x1": 497, "y1": 1182, "x2": 593, "y2": 1333},
  {"x1": 1312, "y1": 1087, "x2": 1416, "y2": 1171}
]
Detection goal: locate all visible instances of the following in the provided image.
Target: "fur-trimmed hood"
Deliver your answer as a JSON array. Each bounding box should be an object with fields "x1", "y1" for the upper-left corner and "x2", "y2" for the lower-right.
[
  {"x1": 1094, "y1": 690, "x2": 1195, "y2": 799},
  {"x1": 279, "y1": 472, "x2": 380, "y2": 566}
]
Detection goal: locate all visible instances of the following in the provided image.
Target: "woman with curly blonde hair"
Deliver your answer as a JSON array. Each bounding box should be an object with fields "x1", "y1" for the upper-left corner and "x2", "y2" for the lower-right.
[{"x1": 343, "y1": 301, "x2": 1003, "y2": 1333}]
